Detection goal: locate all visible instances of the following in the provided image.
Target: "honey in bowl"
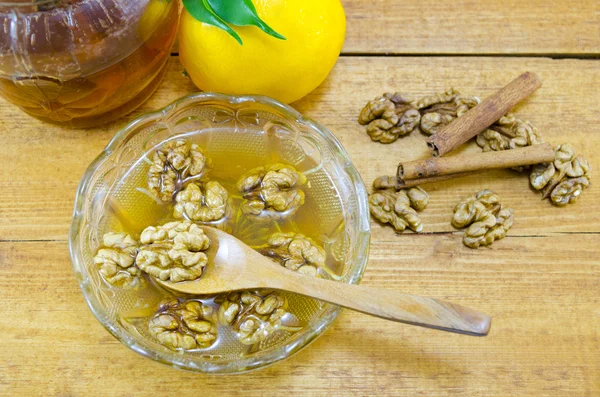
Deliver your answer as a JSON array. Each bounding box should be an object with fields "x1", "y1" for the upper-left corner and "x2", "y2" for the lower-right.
[
  {"x1": 69, "y1": 94, "x2": 370, "y2": 372},
  {"x1": 96, "y1": 131, "x2": 348, "y2": 357}
]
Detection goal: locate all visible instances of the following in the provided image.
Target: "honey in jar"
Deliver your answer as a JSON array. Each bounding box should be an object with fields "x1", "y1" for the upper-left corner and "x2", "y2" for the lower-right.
[{"x1": 0, "y1": 0, "x2": 179, "y2": 127}]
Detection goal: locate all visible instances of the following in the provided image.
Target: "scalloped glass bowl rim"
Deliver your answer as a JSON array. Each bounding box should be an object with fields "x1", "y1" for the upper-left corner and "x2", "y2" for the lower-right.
[{"x1": 69, "y1": 92, "x2": 370, "y2": 374}]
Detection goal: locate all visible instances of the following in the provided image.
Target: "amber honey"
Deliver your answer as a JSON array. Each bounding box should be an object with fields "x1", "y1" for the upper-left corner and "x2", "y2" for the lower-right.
[
  {"x1": 0, "y1": 0, "x2": 178, "y2": 127},
  {"x1": 103, "y1": 129, "x2": 347, "y2": 357}
]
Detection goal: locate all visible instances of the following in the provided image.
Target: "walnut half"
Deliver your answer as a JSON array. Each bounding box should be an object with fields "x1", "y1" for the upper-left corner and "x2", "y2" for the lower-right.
[
  {"x1": 237, "y1": 163, "x2": 307, "y2": 219},
  {"x1": 173, "y1": 180, "x2": 231, "y2": 223},
  {"x1": 136, "y1": 221, "x2": 210, "y2": 282},
  {"x1": 452, "y1": 190, "x2": 514, "y2": 248},
  {"x1": 148, "y1": 299, "x2": 217, "y2": 351},
  {"x1": 94, "y1": 232, "x2": 140, "y2": 287},
  {"x1": 369, "y1": 187, "x2": 429, "y2": 232},
  {"x1": 216, "y1": 290, "x2": 288, "y2": 345},
  {"x1": 358, "y1": 92, "x2": 421, "y2": 143},
  {"x1": 529, "y1": 144, "x2": 591, "y2": 206},
  {"x1": 260, "y1": 232, "x2": 326, "y2": 277},
  {"x1": 147, "y1": 139, "x2": 210, "y2": 202}
]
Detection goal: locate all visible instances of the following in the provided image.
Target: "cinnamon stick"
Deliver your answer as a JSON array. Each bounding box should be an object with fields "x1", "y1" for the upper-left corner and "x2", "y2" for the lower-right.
[
  {"x1": 373, "y1": 172, "x2": 477, "y2": 190},
  {"x1": 427, "y1": 72, "x2": 542, "y2": 157},
  {"x1": 397, "y1": 143, "x2": 554, "y2": 183}
]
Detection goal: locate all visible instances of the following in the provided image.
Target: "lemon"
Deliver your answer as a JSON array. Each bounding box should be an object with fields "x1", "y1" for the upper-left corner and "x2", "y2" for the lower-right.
[{"x1": 179, "y1": 0, "x2": 346, "y2": 103}]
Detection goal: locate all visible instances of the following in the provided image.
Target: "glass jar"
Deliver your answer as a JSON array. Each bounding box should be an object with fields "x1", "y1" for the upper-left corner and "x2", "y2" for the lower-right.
[{"x1": 0, "y1": 0, "x2": 179, "y2": 128}]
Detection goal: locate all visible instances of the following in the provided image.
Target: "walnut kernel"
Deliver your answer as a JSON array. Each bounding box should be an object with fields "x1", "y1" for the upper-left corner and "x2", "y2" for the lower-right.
[
  {"x1": 216, "y1": 291, "x2": 288, "y2": 345},
  {"x1": 136, "y1": 221, "x2": 210, "y2": 282},
  {"x1": 452, "y1": 190, "x2": 513, "y2": 248},
  {"x1": 173, "y1": 181, "x2": 230, "y2": 223},
  {"x1": 94, "y1": 232, "x2": 140, "y2": 287},
  {"x1": 148, "y1": 139, "x2": 209, "y2": 202},
  {"x1": 237, "y1": 163, "x2": 307, "y2": 218},
  {"x1": 260, "y1": 232, "x2": 326, "y2": 277},
  {"x1": 369, "y1": 187, "x2": 429, "y2": 232},
  {"x1": 148, "y1": 299, "x2": 217, "y2": 350}
]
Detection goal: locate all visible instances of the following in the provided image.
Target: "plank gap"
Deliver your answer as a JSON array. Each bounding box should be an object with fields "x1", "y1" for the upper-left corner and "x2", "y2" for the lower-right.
[
  {"x1": 339, "y1": 53, "x2": 600, "y2": 60},
  {"x1": 169, "y1": 53, "x2": 600, "y2": 60},
  {"x1": 0, "y1": 239, "x2": 66, "y2": 243}
]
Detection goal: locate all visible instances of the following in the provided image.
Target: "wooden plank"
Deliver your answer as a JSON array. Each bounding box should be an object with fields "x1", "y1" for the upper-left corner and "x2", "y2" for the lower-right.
[
  {"x1": 341, "y1": 0, "x2": 600, "y2": 55},
  {"x1": 169, "y1": 1, "x2": 600, "y2": 55},
  {"x1": 0, "y1": 56, "x2": 598, "y2": 240},
  {"x1": 0, "y1": 238, "x2": 597, "y2": 396}
]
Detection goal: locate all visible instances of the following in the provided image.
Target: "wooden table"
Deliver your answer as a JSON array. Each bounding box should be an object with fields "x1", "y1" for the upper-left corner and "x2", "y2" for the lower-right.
[{"x1": 1, "y1": 1, "x2": 599, "y2": 395}]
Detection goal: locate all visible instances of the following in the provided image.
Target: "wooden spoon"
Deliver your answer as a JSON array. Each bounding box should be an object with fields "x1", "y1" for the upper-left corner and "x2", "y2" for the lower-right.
[{"x1": 155, "y1": 227, "x2": 491, "y2": 336}]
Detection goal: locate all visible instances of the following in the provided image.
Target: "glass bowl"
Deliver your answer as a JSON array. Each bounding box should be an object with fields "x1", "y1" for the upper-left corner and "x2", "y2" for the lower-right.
[{"x1": 69, "y1": 93, "x2": 370, "y2": 373}]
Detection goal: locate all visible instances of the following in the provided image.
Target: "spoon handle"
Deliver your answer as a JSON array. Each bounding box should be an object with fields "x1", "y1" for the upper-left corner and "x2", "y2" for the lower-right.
[{"x1": 269, "y1": 271, "x2": 491, "y2": 336}]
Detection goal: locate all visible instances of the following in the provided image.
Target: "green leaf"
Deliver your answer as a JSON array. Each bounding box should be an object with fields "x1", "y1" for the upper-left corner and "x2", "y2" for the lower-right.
[
  {"x1": 182, "y1": 0, "x2": 243, "y2": 45},
  {"x1": 207, "y1": 0, "x2": 286, "y2": 40}
]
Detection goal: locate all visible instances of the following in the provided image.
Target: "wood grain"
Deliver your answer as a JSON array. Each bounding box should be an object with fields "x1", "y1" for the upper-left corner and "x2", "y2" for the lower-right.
[
  {"x1": 0, "y1": 56, "x2": 598, "y2": 240},
  {"x1": 340, "y1": 0, "x2": 600, "y2": 55},
  {"x1": 0, "y1": 238, "x2": 598, "y2": 396}
]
